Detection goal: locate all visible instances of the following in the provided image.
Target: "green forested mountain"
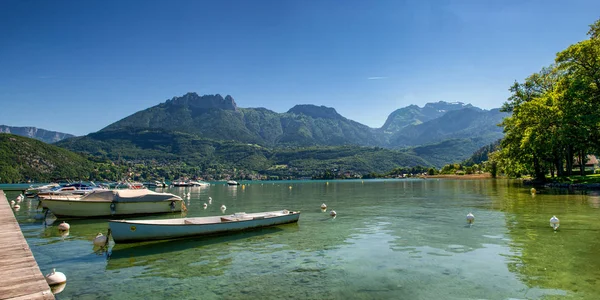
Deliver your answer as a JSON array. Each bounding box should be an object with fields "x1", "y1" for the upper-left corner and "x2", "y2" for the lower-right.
[
  {"x1": 56, "y1": 128, "x2": 431, "y2": 179},
  {"x1": 407, "y1": 138, "x2": 490, "y2": 168},
  {"x1": 462, "y1": 140, "x2": 501, "y2": 166},
  {"x1": 0, "y1": 133, "x2": 94, "y2": 183},
  {"x1": 0, "y1": 125, "x2": 74, "y2": 143},
  {"x1": 101, "y1": 93, "x2": 383, "y2": 147}
]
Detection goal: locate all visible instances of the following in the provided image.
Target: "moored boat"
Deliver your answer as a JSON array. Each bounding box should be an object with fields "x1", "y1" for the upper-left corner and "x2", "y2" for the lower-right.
[
  {"x1": 227, "y1": 180, "x2": 240, "y2": 186},
  {"x1": 109, "y1": 210, "x2": 300, "y2": 243},
  {"x1": 42, "y1": 189, "x2": 183, "y2": 217},
  {"x1": 189, "y1": 180, "x2": 210, "y2": 187},
  {"x1": 172, "y1": 180, "x2": 193, "y2": 187}
]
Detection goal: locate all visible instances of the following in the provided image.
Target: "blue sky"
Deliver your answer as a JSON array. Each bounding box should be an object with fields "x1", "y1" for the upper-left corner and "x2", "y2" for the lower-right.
[{"x1": 1, "y1": 0, "x2": 599, "y2": 136}]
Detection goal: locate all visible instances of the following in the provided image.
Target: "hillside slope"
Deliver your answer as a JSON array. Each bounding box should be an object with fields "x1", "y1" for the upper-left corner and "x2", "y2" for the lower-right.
[{"x1": 0, "y1": 133, "x2": 94, "y2": 183}]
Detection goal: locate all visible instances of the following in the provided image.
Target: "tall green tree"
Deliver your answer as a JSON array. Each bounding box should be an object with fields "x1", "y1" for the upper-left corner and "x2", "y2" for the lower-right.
[{"x1": 499, "y1": 18, "x2": 600, "y2": 180}]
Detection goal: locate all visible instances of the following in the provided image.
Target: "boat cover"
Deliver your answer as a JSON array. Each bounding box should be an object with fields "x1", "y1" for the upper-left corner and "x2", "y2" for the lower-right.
[{"x1": 79, "y1": 189, "x2": 181, "y2": 202}]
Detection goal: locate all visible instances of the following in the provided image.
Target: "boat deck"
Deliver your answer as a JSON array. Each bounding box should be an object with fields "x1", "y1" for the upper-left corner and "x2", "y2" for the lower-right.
[{"x1": 0, "y1": 190, "x2": 55, "y2": 300}]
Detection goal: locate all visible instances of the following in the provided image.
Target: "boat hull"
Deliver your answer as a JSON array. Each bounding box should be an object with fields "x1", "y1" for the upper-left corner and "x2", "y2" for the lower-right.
[
  {"x1": 109, "y1": 211, "x2": 300, "y2": 243},
  {"x1": 43, "y1": 199, "x2": 183, "y2": 217}
]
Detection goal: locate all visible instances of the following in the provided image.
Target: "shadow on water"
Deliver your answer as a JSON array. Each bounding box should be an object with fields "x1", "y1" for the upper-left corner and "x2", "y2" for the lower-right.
[{"x1": 108, "y1": 225, "x2": 288, "y2": 261}]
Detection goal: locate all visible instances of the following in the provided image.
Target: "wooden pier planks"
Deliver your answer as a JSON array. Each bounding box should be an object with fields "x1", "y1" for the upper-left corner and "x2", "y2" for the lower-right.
[{"x1": 0, "y1": 191, "x2": 54, "y2": 300}]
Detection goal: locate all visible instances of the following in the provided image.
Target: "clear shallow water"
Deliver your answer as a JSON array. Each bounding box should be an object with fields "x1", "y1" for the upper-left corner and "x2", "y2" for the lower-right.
[{"x1": 4, "y1": 179, "x2": 600, "y2": 299}]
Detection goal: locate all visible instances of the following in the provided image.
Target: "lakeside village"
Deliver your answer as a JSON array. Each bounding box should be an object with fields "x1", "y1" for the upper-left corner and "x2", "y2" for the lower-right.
[{"x1": 27, "y1": 163, "x2": 487, "y2": 184}]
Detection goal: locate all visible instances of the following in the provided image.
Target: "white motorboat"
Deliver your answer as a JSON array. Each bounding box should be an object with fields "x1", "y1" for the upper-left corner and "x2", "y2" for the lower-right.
[{"x1": 42, "y1": 189, "x2": 183, "y2": 217}]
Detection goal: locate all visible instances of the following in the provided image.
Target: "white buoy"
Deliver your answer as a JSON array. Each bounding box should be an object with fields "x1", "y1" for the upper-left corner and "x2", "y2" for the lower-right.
[
  {"x1": 10, "y1": 200, "x2": 15, "y2": 207},
  {"x1": 550, "y1": 216, "x2": 560, "y2": 230},
  {"x1": 321, "y1": 203, "x2": 327, "y2": 209},
  {"x1": 93, "y1": 233, "x2": 107, "y2": 247},
  {"x1": 13, "y1": 204, "x2": 20, "y2": 211},
  {"x1": 531, "y1": 188, "x2": 537, "y2": 195},
  {"x1": 57, "y1": 221, "x2": 70, "y2": 231},
  {"x1": 45, "y1": 268, "x2": 67, "y2": 285},
  {"x1": 329, "y1": 210, "x2": 337, "y2": 217},
  {"x1": 187, "y1": 192, "x2": 191, "y2": 197},
  {"x1": 203, "y1": 203, "x2": 208, "y2": 209},
  {"x1": 466, "y1": 213, "x2": 475, "y2": 224},
  {"x1": 220, "y1": 205, "x2": 226, "y2": 211}
]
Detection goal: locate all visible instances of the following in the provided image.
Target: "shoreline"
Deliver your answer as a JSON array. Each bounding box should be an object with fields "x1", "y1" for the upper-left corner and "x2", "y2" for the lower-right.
[{"x1": 424, "y1": 173, "x2": 493, "y2": 180}]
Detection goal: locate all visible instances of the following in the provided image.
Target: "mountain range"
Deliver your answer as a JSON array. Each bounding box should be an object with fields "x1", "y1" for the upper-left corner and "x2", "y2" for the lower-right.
[
  {"x1": 0, "y1": 125, "x2": 74, "y2": 143},
  {"x1": 98, "y1": 92, "x2": 506, "y2": 150}
]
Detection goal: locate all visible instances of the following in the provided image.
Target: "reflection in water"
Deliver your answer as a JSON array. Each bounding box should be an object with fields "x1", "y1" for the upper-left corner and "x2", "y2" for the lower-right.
[
  {"x1": 4, "y1": 180, "x2": 600, "y2": 299},
  {"x1": 493, "y1": 185, "x2": 600, "y2": 298}
]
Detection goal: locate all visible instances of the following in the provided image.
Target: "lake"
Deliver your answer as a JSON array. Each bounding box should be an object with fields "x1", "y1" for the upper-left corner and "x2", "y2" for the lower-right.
[{"x1": 4, "y1": 179, "x2": 600, "y2": 299}]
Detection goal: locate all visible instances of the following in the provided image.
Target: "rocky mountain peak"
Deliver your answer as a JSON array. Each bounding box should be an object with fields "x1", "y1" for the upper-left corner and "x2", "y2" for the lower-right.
[{"x1": 166, "y1": 92, "x2": 238, "y2": 111}]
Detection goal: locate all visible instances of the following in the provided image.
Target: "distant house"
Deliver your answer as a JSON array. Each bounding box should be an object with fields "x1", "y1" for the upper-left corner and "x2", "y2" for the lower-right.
[{"x1": 573, "y1": 155, "x2": 599, "y2": 169}]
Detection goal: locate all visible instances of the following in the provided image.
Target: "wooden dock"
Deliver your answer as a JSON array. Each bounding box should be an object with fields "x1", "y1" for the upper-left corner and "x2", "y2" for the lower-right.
[{"x1": 0, "y1": 190, "x2": 54, "y2": 300}]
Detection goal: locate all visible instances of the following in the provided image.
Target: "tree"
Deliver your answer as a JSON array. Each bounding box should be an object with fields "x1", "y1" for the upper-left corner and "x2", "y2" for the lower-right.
[{"x1": 499, "y1": 18, "x2": 600, "y2": 180}]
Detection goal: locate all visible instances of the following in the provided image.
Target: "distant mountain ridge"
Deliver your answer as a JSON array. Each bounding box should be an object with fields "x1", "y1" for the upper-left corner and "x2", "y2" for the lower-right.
[
  {"x1": 389, "y1": 108, "x2": 505, "y2": 147},
  {"x1": 0, "y1": 125, "x2": 75, "y2": 143},
  {"x1": 380, "y1": 101, "x2": 476, "y2": 133}
]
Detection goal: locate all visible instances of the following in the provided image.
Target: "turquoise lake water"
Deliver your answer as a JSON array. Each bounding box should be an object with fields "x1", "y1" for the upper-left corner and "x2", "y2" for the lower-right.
[{"x1": 3, "y1": 179, "x2": 600, "y2": 299}]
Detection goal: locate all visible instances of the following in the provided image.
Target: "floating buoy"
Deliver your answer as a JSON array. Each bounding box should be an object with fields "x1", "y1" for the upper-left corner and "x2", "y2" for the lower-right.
[
  {"x1": 10, "y1": 200, "x2": 15, "y2": 207},
  {"x1": 321, "y1": 203, "x2": 327, "y2": 209},
  {"x1": 531, "y1": 188, "x2": 537, "y2": 195},
  {"x1": 288, "y1": 186, "x2": 292, "y2": 189},
  {"x1": 466, "y1": 213, "x2": 475, "y2": 224},
  {"x1": 57, "y1": 221, "x2": 70, "y2": 231},
  {"x1": 93, "y1": 233, "x2": 107, "y2": 247},
  {"x1": 326, "y1": 182, "x2": 329, "y2": 185},
  {"x1": 329, "y1": 210, "x2": 337, "y2": 217},
  {"x1": 203, "y1": 203, "x2": 208, "y2": 209},
  {"x1": 550, "y1": 216, "x2": 560, "y2": 230},
  {"x1": 13, "y1": 204, "x2": 20, "y2": 211},
  {"x1": 45, "y1": 268, "x2": 67, "y2": 285},
  {"x1": 220, "y1": 205, "x2": 226, "y2": 211}
]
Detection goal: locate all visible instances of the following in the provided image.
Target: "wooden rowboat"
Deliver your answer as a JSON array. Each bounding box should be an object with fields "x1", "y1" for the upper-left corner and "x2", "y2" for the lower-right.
[{"x1": 109, "y1": 210, "x2": 300, "y2": 243}]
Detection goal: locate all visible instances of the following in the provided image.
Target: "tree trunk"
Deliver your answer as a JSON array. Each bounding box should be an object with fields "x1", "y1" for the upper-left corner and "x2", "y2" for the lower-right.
[
  {"x1": 566, "y1": 145, "x2": 573, "y2": 176},
  {"x1": 554, "y1": 156, "x2": 564, "y2": 177},
  {"x1": 533, "y1": 155, "x2": 545, "y2": 182},
  {"x1": 579, "y1": 150, "x2": 585, "y2": 176}
]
